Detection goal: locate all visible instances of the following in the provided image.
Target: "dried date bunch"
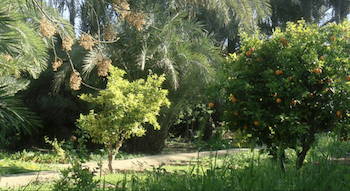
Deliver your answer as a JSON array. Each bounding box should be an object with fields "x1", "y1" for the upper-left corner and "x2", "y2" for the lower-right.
[
  {"x1": 40, "y1": 16, "x2": 57, "y2": 38},
  {"x1": 80, "y1": 34, "x2": 95, "y2": 51},
  {"x1": 70, "y1": 70, "x2": 82, "y2": 90}
]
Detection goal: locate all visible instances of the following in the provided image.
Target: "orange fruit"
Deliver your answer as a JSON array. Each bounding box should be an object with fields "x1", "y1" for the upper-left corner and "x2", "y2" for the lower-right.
[
  {"x1": 323, "y1": 88, "x2": 328, "y2": 92},
  {"x1": 282, "y1": 42, "x2": 288, "y2": 47},
  {"x1": 233, "y1": 122, "x2": 237, "y2": 126},
  {"x1": 318, "y1": 79, "x2": 323, "y2": 84},
  {"x1": 249, "y1": 47, "x2": 256, "y2": 52},
  {"x1": 340, "y1": 138, "x2": 344, "y2": 142},
  {"x1": 290, "y1": 100, "x2": 297, "y2": 106},
  {"x1": 232, "y1": 97, "x2": 237, "y2": 103},
  {"x1": 243, "y1": 125, "x2": 248, "y2": 130},
  {"x1": 327, "y1": 78, "x2": 333, "y2": 83},
  {"x1": 275, "y1": 70, "x2": 283, "y2": 75},
  {"x1": 276, "y1": 98, "x2": 281, "y2": 103},
  {"x1": 289, "y1": 76, "x2": 293, "y2": 81},
  {"x1": 346, "y1": 76, "x2": 350, "y2": 81},
  {"x1": 320, "y1": 56, "x2": 325, "y2": 60},
  {"x1": 245, "y1": 51, "x2": 252, "y2": 56},
  {"x1": 308, "y1": 93, "x2": 313, "y2": 98},
  {"x1": 313, "y1": 68, "x2": 322, "y2": 74},
  {"x1": 208, "y1": 102, "x2": 214, "y2": 108},
  {"x1": 336, "y1": 110, "x2": 342, "y2": 117},
  {"x1": 280, "y1": 38, "x2": 286, "y2": 43},
  {"x1": 257, "y1": 57, "x2": 263, "y2": 62},
  {"x1": 330, "y1": 35, "x2": 335, "y2": 41},
  {"x1": 274, "y1": 93, "x2": 278, "y2": 97},
  {"x1": 234, "y1": 111, "x2": 239, "y2": 116},
  {"x1": 254, "y1": 121, "x2": 260, "y2": 126}
]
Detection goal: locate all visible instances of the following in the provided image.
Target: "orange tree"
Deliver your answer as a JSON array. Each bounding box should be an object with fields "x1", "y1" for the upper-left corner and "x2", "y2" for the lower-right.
[{"x1": 220, "y1": 20, "x2": 350, "y2": 169}]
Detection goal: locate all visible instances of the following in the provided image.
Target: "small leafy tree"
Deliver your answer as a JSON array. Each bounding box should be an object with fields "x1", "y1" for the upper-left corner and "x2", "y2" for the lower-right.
[
  {"x1": 221, "y1": 20, "x2": 350, "y2": 170},
  {"x1": 77, "y1": 66, "x2": 170, "y2": 172}
]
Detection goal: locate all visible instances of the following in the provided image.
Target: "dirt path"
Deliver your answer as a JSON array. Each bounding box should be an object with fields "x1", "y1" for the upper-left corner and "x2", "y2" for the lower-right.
[{"x1": 0, "y1": 148, "x2": 249, "y2": 188}]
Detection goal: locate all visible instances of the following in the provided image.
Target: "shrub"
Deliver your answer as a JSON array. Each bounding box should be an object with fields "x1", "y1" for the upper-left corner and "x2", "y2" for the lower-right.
[{"x1": 220, "y1": 20, "x2": 350, "y2": 169}]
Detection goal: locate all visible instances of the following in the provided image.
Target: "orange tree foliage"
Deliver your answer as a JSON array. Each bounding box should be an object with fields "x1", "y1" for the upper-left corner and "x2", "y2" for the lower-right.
[{"x1": 220, "y1": 20, "x2": 350, "y2": 169}]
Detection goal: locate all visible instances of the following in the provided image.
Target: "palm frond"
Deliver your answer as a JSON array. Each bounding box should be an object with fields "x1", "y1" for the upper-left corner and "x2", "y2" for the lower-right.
[
  {"x1": 82, "y1": 44, "x2": 109, "y2": 77},
  {"x1": 0, "y1": 77, "x2": 30, "y2": 96},
  {"x1": 137, "y1": 44, "x2": 148, "y2": 70},
  {"x1": 157, "y1": 57, "x2": 179, "y2": 90},
  {"x1": 52, "y1": 64, "x2": 70, "y2": 93},
  {"x1": 0, "y1": 87, "x2": 41, "y2": 135}
]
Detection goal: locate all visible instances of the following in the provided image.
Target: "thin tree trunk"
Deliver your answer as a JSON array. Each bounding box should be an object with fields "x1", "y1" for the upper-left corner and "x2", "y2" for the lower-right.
[
  {"x1": 296, "y1": 126, "x2": 315, "y2": 169},
  {"x1": 296, "y1": 142, "x2": 311, "y2": 169},
  {"x1": 107, "y1": 141, "x2": 123, "y2": 173}
]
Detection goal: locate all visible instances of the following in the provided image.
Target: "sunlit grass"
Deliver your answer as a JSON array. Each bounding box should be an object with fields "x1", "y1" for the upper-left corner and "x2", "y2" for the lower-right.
[{"x1": 0, "y1": 159, "x2": 62, "y2": 175}]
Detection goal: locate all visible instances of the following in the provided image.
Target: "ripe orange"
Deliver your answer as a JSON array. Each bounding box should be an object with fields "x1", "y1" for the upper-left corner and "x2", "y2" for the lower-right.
[
  {"x1": 289, "y1": 76, "x2": 293, "y2": 81},
  {"x1": 243, "y1": 125, "x2": 248, "y2": 130},
  {"x1": 347, "y1": 76, "x2": 350, "y2": 81},
  {"x1": 318, "y1": 79, "x2": 323, "y2": 84},
  {"x1": 254, "y1": 121, "x2": 260, "y2": 126},
  {"x1": 323, "y1": 88, "x2": 328, "y2": 92},
  {"x1": 290, "y1": 100, "x2": 297, "y2": 106},
  {"x1": 232, "y1": 97, "x2": 237, "y2": 103},
  {"x1": 327, "y1": 78, "x2": 333, "y2": 83},
  {"x1": 308, "y1": 93, "x2": 313, "y2": 98},
  {"x1": 274, "y1": 92, "x2": 278, "y2": 97},
  {"x1": 234, "y1": 111, "x2": 239, "y2": 116},
  {"x1": 330, "y1": 35, "x2": 335, "y2": 41},
  {"x1": 276, "y1": 98, "x2": 281, "y2": 103},
  {"x1": 275, "y1": 70, "x2": 283, "y2": 75},
  {"x1": 280, "y1": 38, "x2": 286, "y2": 43},
  {"x1": 249, "y1": 47, "x2": 256, "y2": 52},
  {"x1": 208, "y1": 102, "x2": 214, "y2": 108},
  {"x1": 313, "y1": 68, "x2": 322, "y2": 74},
  {"x1": 336, "y1": 110, "x2": 342, "y2": 118},
  {"x1": 245, "y1": 50, "x2": 252, "y2": 56},
  {"x1": 320, "y1": 56, "x2": 325, "y2": 60}
]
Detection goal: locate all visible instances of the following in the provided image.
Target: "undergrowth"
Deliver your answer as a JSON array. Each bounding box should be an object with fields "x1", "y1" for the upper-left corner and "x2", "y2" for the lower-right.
[{"x1": 1, "y1": 132, "x2": 350, "y2": 190}]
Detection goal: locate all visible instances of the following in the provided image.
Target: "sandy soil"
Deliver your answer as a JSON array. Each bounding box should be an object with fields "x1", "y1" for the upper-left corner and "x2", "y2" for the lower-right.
[{"x1": 0, "y1": 148, "x2": 249, "y2": 189}]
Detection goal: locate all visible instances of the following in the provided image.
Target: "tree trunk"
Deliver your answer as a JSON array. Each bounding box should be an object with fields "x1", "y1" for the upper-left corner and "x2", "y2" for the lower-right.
[
  {"x1": 107, "y1": 141, "x2": 122, "y2": 173},
  {"x1": 296, "y1": 127, "x2": 315, "y2": 169},
  {"x1": 279, "y1": 150, "x2": 286, "y2": 172},
  {"x1": 296, "y1": 142, "x2": 311, "y2": 169}
]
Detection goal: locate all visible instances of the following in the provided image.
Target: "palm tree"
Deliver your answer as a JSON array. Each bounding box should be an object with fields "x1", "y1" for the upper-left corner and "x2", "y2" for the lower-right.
[
  {"x1": 327, "y1": 0, "x2": 350, "y2": 24},
  {"x1": 0, "y1": 0, "x2": 53, "y2": 147},
  {"x1": 35, "y1": 0, "x2": 272, "y2": 152},
  {"x1": 168, "y1": 0, "x2": 271, "y2": 53},
  {"x1": 263, "y1": 0, "x2": 350, "y2": 32}
]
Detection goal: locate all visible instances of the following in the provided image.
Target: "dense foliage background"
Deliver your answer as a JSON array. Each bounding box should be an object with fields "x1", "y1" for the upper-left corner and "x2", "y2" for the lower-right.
[{"x1": 1, "y1": 0, "x2": 350, "y2": 158}]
